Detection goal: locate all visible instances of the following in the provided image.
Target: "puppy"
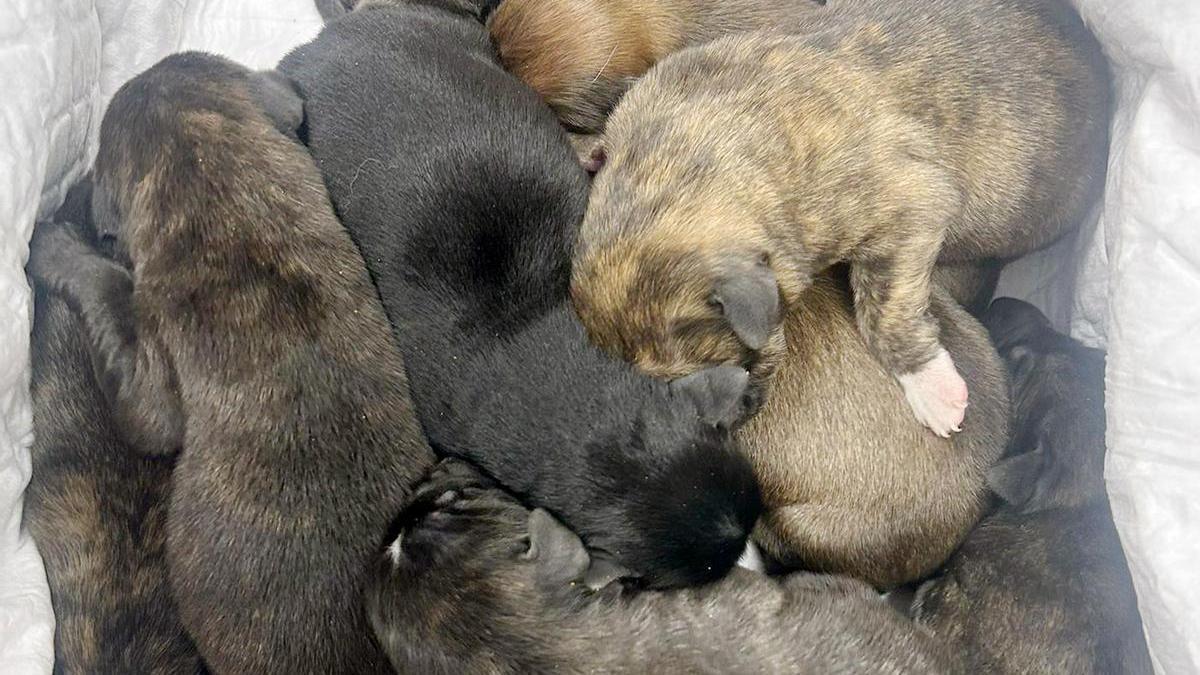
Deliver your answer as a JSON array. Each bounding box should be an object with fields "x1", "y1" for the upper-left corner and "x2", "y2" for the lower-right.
[
  {"x1": 27, "y1": 53, "x2": 434, "y2": 674},
  {"x1": 279, "y1": 0, "x2": 762, "y2": 588},
  {"x1": 24, "y1": 183, "x2": 203, "y2": 675},
  {"x1": 369, "y1": 458, "x2": 960, "y2": 674},
  {"x1": 745, "y1": 271, "x2": 1009, "y2": 588},
  {"x1": 571, "y1": 0, "x2": 1111, "y2": 436},
  {"x1": 911, "y1": 299, "x2": 1152, "y2": 673},
  {"x1": 487, "y1": 0, "x2": 829, "y2": 133}
]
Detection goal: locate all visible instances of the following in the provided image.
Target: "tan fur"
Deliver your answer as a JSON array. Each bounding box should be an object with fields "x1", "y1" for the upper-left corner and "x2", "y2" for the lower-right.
[
  {"x1": 573, "y1": 0, "x2": 1110, "y2": 382},
  {"x1": 488, "y1": 0, "x2": 825, "y2": 131},
  {"x1": 740, "y1": 272, "x2": 1008, "y2": 587}
]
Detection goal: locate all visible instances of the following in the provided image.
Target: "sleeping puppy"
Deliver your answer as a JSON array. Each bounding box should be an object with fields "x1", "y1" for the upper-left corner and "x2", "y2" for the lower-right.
[
  {"x1": 911, "y1": 298, "x2": 1152, "y2": 673},
  {"x1": 24, "y1": 181, "x2": 203, "y2": 675},
  {"x1": 745, "y1": 270, "x2": 1008, "y2": 588},
  {"x1": 487, "y1": 0, "x2": 829, "y2": 133},
  {"x1": 27, "y1": 52, "x2": 434, "y2": 674},
  {"x1": 279, "y1": 0, "x2": 763, "y2": 588},
  {"x1": 571, "y1": 0, "x2": 1111, "y2": 437},
  {"x1": 368, "y1": 459, "x2": 961, "y2": 674}
]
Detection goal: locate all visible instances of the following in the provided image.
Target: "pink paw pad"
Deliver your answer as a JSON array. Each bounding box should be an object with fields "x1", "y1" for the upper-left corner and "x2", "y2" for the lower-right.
[{"x1": 897, "y1": 349, "x2": 969, "y2": 438}]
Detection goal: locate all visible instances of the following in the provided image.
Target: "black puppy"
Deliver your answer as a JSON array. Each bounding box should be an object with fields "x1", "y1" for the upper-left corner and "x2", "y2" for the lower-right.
[
  {"x1": 24, "y1": 181, "x2": 203, "y2": 674},
  {"x1": 911, "y1": 298, "x2": 1152, "y2": 673},
  {"x1": 279, "y1": 0, "x2": 762, "y2": 587},
  {"x1": 27, "y1": 53, "x2": 434, "y2": 673}
]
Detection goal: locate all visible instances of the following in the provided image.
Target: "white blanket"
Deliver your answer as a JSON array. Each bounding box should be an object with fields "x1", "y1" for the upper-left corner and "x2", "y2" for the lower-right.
[{"x1": 0, "y1": 1, "x2": 1195, "y2": 672}]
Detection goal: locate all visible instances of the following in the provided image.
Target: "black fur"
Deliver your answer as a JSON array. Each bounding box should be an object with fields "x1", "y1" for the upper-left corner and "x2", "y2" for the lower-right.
[{"x1": 279, "y1": 2, "x2": 762, "y2": 587}]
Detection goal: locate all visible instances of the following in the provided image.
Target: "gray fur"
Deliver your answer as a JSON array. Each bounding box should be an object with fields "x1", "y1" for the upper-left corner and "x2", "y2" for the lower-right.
[{"x1": 369, "y1": 459, "x2": 961, "y2": 674}]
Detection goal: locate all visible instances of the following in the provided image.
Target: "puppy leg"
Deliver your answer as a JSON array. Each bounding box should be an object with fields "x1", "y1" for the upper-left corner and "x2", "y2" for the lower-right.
[
  {"x1": 851, "y1": 239, "x2": 967, "y2": 437},
  {"x1": 27, "y1": 221, "x2": 183, "y2": 454}
]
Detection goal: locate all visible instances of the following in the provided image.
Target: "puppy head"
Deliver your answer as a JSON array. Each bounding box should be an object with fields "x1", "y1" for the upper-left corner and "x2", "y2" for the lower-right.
[
  {"x1": 367, "y1": 459, "x2": 590, "y2": 671},
  {"x1": 572, "y1": 237, "x2": 785, "y2": 383},
  {"x1": 575, "y1": 366, "x2": 764, "y2": 588},
  {"x1": 92, "y1": 52, "x2": 304, "y2": 268},
  {"x1": 982, "y1": 298, "x2": 1107, "y2": 511}
]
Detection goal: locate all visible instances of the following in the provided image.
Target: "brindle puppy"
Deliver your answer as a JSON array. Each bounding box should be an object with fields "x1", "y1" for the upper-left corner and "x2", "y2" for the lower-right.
[
  {"x1": 744, "y1": 270, "x2": 1008, "y2": 588},
  {"x1": 368, "y1": 459, "x2": 961, "y2": 674},
  {"x1": 571, "y1": 0, "x2": 1110, "y2": 436},
  {"x1": 24, "y1": 181, "x2": 203, "y2": 675},
  {"x1": 487, "y1": 0, "x2": 828, "y2": 133},
  {"x1": 911, "y1": 298, "x2": 1152, "y2": 673},
  {"x1": 27, "y1": 52, "x2": 434, "y2": 674}
]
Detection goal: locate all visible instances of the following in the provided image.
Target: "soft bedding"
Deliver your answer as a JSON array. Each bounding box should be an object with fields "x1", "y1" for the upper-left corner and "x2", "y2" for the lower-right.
[{"x1": 0, "y1": 0, "x2": 1195, "y2": 672}]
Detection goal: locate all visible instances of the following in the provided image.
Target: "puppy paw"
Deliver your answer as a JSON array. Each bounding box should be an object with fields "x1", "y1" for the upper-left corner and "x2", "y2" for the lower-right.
[
  {"x1": 897, "y1": 349, "x2": 968, "y2": 437},
  {"x1": 26, "y1": 220, "x2": 93, "y2": 290}
]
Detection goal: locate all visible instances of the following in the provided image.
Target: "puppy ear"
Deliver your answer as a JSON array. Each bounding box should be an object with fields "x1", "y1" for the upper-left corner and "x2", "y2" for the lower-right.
[
  {"x1": 711, "y1": 265, "x2": 780, "y2": 351},
  {"x1": 524, "y1": 509, "x2": 590, "y2": 587},
  {"x1": 583, "y1": 552, "x2": 635, "y2": 591},
  {"x1": 983, "y1": 297, "x2": 1051, "y2": 350},
  {"x1": 567, "y1": 134, "x2": 606, "y2": 175},
  {"x1": 249, "y1": 70, "x2": 305, "y2": 138},
  {"x1": 669, "y1": 365, "x2": 750, "y2": 429},
  {"x1": 986, "y1": 440, "x2": 1050, "y2": 509}
]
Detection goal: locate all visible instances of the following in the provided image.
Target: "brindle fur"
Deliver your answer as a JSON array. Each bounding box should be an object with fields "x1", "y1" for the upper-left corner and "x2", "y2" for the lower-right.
[
  {"x1": 487, "y1": 0, "x2": 828, "y2": 133},
  {"x1": 911, "y1": 298, "x2": 1152, "y2": 673},
  {"x1": 572, "y1": 0, "x2": 1110, "y2": 388},
  {"x1": 744, "y1": 271, "x2": 1009, "y2": 588},
  {"x1": 26, "y1": 53, "x2": 434, "y2": 673},
  {"x1": 24, "y1": 183, "x2": 203, "y2": 675},
  {"x1": 368, "y1": 459, "x2": 961, "y2": 674}
]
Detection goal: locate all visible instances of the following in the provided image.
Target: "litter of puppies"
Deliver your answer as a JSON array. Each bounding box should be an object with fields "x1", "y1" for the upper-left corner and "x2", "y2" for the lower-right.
[{"x1": 23, "y1": 0, "x2": 1149, "y2": 672}]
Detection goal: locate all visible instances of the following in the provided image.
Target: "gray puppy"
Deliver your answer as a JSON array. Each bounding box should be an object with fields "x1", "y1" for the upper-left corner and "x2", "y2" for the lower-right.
[
  {"x1": 27, "y1": 52, "x2": 434, "y2": 674},
  {"x1": 369, "y1": 459, "x2": 959, "y2": 674},
  {"x1": 911, "y1": 298, "x2": 1152, "y2": 674}
]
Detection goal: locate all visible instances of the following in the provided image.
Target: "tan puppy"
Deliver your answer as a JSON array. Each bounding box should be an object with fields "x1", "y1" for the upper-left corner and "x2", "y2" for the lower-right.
[
  {"x1": 744, "y1": 271, "x2": 1008, "y2": 587},
  {"x1": 571, "y1": 0, "x2": 1110, "y2": 436},
  {"x1": 488, "y1": 0, "x2": 827, "y2": 132}
]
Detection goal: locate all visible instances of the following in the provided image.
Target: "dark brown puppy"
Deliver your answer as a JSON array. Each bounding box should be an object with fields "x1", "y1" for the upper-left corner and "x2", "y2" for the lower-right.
[
  {"x1": 911, "y1": 298, "x2": 1152, "y2": 673},
  {"x1": 368, "y1": 459, "x2": 960, "y2": 674},
  {"x1": 27, "y1": 52, "x2": 434, "y2": 674},
  {"x1": 572, "y1": 0, "x2": 1110, "y2": 436},
  {"x1": 24, "y1": 182, "x2": 203, "y2": 675},
  {"x1": 487, "y1": 0, "x2": 828, "y2": 133},
  {"x1": 744, "y1": 271, "x2": 1008, "y2": 588}
]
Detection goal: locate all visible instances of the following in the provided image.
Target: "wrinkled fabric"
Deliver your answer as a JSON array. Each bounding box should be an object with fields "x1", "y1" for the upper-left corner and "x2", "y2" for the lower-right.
[{"x1": 0, "y1": 0, "x2": 1195, "y2": 672}]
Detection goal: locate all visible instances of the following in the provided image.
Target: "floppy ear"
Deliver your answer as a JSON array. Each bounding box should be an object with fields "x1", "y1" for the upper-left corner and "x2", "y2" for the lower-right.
[
  {"x1": 249, "y1": 70, "x2": 305, "y2": 138},
  {"x1": 524, "y1": 509, "x2": 590, "y2": 588},
  {"x1": 983, "y1": 297, "x2": 1051, "y2": 350},
  {"x1": 986, "y1": 441, "x2": 1050, "y2": 508},
  {"x1": 669, "y1": 365, "x2": 750, "y2": 429},
  {"x1": 711, "y1": 266, "x2": 780, "y2": 351},
  {"x1": 583, "y1": 552, "x2": 635, "y2": 591}
]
